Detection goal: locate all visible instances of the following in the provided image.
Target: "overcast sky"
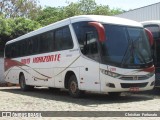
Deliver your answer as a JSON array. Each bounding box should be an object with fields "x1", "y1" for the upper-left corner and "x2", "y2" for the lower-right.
[{"x1": 39, "y1": 0, "x2": 160, "y2": 10}]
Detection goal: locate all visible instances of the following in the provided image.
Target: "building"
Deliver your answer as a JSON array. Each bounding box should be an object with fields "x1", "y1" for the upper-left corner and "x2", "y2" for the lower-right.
[{"x1": 116, "y1": 2, "x2": 160, "y2": 22}]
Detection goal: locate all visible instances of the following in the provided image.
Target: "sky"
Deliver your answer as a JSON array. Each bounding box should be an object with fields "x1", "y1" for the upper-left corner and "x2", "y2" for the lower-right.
[{"x1": 39, "y1": 0, "x2": 160, "y2": 10}]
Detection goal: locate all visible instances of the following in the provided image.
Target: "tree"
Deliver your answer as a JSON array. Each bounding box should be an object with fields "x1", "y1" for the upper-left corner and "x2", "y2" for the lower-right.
[
  {"x1": 0, "y1": 16, "x2": 13, "y2": 43},
  {"x1": 64, "y1": 0, "x2": 96, "y2": 17},
  {"x1": 36, "y1": 0, "x2": 124, "y2": 26},
  {"x1": 35, "y1": 7, "x2": 64, "y2": 26},
  {"x1": 12, "y1": 17, "x2": 41, "y2": 37},
  {"x1": 0, "y1": 0, "x2": 41, "y2": 19},
  {"x1": 0, "y1": 17, "x2": 41, "y2": 53},
  {"x1": 110, "y1": 8, "x2": 124, "y2": 15},
  {"x1": 64, "y1": 2, "x2": 81, "y2": 17},
  {"x1": 64, "y1": 0, "x2": 123, "y2": 16},
  {"x1": 92, "y1": 5, "x2": 111, "y2": 15},
  {"x1": 64, "y1": 0, "x2": 123, "y2": 17},
  {"x1": 78, "y1": 0, "x2": 96, "y2": 14}
]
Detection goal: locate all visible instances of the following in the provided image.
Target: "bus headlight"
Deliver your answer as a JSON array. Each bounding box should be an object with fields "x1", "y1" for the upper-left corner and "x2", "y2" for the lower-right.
[
  {"x1": 100, "y1": 69, "x2": 120, "y2": 78},
  {"x1": 146, "y1": 72, "x2": 154, "y2": 77}
]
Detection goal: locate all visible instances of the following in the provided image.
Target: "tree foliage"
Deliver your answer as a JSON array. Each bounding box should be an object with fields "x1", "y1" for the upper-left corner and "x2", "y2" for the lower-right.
[
  {"x1": 35, "y1": 7, "x2": 64, "y2": 26},
  {"x1": 0, "y1": 16, "x2": 41, "y2": 53},
  {"x1": 78, "y1": 0, "x2": 96, "y2": 14},
  {"x1": 0, "y1": 0, "x2": 41, "y2": 19},
  {"x1": 36, "y1": 0, "x2": 124, "y2": 26}
]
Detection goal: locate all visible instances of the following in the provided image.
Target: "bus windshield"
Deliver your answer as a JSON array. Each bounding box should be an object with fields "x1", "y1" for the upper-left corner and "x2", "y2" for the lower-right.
[{"x1": 101, "y1": 24, "x2": 152, "y2": 68}]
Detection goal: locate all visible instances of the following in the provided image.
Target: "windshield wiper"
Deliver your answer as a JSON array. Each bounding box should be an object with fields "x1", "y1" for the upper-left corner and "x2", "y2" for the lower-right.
[
  {"x1": 121, "y1": 39, "x2": 147, "y2": 67},
  {"x1": 121, "y1": 41, "x2": 133, "y2": 67}
]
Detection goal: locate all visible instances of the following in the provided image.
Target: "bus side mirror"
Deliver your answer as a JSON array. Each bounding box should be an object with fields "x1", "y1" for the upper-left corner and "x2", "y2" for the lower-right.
[
  {"x1": 88, "y1": 22, "x2": 106, "y2": 42},
  {"x1": 145, "y1": 28, "x2": 154, "y2": 46}
]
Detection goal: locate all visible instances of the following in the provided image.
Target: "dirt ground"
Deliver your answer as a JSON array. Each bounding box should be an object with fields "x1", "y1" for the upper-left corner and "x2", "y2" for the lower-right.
[{"x1": 0, "y1": 87, "x2": 160, "y2": 120}]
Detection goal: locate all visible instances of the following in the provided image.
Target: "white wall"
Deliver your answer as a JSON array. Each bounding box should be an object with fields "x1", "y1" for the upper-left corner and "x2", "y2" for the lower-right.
[
  {"x1": 116, "y1": 2, "x2": 160, "y2": 22},
  {"x1": 0, "y1": 57, "x2": 5, "y2": 83}
]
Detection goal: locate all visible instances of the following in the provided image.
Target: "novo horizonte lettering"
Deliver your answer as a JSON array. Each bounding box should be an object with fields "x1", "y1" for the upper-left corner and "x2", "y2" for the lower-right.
[{"x1": 21, "y1": 54, "x2": 61, "y2": 64}]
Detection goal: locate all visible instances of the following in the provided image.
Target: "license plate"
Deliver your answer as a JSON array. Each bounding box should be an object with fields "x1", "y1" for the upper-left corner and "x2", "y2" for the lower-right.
[{"x1": 129, "y1": 87, "x2": 139, "y2": 92}]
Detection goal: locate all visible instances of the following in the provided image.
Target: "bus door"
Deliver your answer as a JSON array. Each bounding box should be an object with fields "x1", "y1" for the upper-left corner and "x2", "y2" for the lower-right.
[{"x1": 79, "y1": 28, "x2": 101, "y2": 92}]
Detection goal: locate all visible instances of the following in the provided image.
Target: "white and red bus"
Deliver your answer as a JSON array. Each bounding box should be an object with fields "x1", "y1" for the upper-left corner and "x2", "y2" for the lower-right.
[
  {"x1": 141, "y1": 21, "x2": 160, "y2": 87},
  {"x1": 4, "y1": 15, "x2": 155, "y2": 97}
]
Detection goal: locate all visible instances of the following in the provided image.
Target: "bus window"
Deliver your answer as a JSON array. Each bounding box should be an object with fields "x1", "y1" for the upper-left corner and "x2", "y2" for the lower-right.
[
  {"x1": 32, "y1": 36, "x2": 39, "y2": 54},
  {"x1": 39, "y1": 32, "x2": 53, "y2": 53},
  {"x1": 28, "y1": 39, "x2": 34, "y2": 55},
  {"x1": 5, "y1": 45, "x2": 11, "y2": 58},
  {"x1": 73, "y1": 21, "x2": 99, "y2": 61},
  {"x1": 55, "y1": 26, "x2": 73, "y2": 51},
  {"x1": 10, "y1": 44, "x2": 16, "y2": 58},
  {"x1": 85, "y1": 31, "x2": 99, "y2": 60},
  {"x1": 18, "y1": 41, "x2": 23, "y2": 57},
  {"x1": 22, "y1": 40, "x2": 27, "y2": 56},
  {"x1": 144, "y1": 25, "x2": 160, "y2": 40}
]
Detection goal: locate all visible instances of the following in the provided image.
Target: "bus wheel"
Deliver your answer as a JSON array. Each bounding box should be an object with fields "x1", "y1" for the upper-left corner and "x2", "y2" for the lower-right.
[
  {"x1": 19, "y1": 74, "x2": 30, "y2": 91},
  {"x1": 108, "y1": 92, "x2": 121, "y2": 98},
  {"x1": 68, "y1": 75, "x2": 82, "y2": 98}
]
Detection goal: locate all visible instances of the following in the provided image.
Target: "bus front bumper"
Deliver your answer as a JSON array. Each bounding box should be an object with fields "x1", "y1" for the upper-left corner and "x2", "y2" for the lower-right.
[{"x1": 100, "y1": 74, "x2": 155, "y2": 93}]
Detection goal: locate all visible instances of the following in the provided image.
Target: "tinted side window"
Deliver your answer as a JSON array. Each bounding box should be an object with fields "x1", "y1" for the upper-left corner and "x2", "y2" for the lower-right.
[
  {"x1": 85, "y1": 31, "x2": 98, "y2": 55},
  {"x1": 16, "y1": 42, "x2": 21, "y2": 57},
  {"x1": 32, "y1": 36, "x2": 39, "y2": 54},
  {"x1": 7, "y1": 27, "x2": 72, "y2": 58},
  {"x1": 28, "y1": 38, "x2": 34, "y2": 55},
  {"x1": 39, "y1": 32, "x2": 53, "y2": 53},
  {"x1": 22, "y1": 40, "x2": 27, "y2": 56},
  {"x1": 5, "y1": 45, "x2": 11, "y2": 58},
  {"x1": 18, "y1": 41, "x2": 23, "y2": 57},
  {"x1": 11, "y1": 43, "x2": 16, "y2": 58},
  {"x1": 55, "y1": 26, "x2": 73, "y2": 51}
]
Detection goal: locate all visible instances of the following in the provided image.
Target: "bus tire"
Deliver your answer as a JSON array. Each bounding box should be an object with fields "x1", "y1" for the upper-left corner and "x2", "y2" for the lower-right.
[
  {"x1": 108, "y1": 92, "x2": 121, "y2": 98},
  {"x1": 19, "y1": 74, "x2": 32, "y2": 91},
  {"x1": 68, "y1": 75, "x2": 82, "y2": 98}
]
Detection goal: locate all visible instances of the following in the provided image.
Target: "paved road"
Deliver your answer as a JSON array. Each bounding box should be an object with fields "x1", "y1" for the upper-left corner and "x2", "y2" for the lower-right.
[{"x1": 0, "y1": 87, "x2": 160, "y2": 120}]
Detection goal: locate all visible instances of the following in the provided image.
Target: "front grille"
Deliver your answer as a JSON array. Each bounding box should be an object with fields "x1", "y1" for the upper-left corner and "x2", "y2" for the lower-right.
[
  {"x1": 121, "y1": 82, "x2": 148, "y2": 88},
  {"x1": 137, "y1": 76, "x2": 148, "y2": 80},
  {"x1": 120, "y1": 76, "x2": 134, "y2": 80},
  {"x1": 119, "y1": 75, "x2": 149, "y2": 80},
  {"x1": 119, "y1": 71, "x2": 154, "y2": 81}
]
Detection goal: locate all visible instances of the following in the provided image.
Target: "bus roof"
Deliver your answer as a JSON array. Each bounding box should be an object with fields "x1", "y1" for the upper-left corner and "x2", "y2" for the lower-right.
[
  {"x1": 141, "y1": 20, "x2": 160, "y2": 26},
  {"x1": 6, "y1": 15, "x2": 143, "y2": 44},
  {"x1": 70, "y1": 15, "x2": 142, "y2": 27}
]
